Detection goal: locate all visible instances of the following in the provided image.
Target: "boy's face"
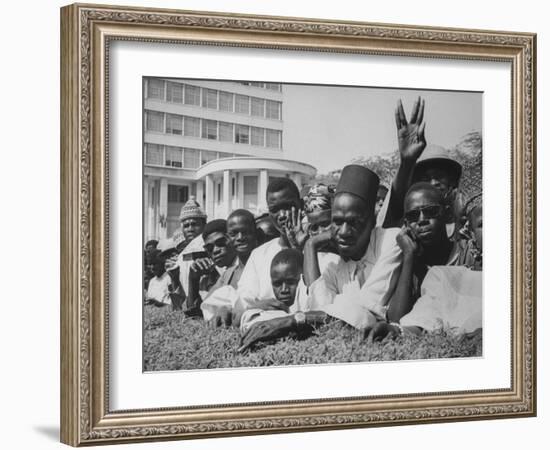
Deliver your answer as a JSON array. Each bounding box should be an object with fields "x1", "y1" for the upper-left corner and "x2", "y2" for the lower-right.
[
  {"x1": 181, "y1": 218, "x2": 205, "y2": 242},
  {"x1": 468, "y1": 205, "x2": 483, "y2": 250},
  {"x1": 416, "y1": 167, "x2": 455, "y2": 197},
  {"x1": 404, "y1": 189, "x2": 447, "y2": 246},
  {"x1": 145, "y1": 244, "x2": 157, "y2": 257},
  {"x1": 270, "y1": 261, "x2": 301, "y2": 307},
  {"x1": 227, "y1": 214, "x2": 257, "y2": 257},
  {"x1": 332, "y1": 193, "x2": 373, "y2": 260},
  {"x1": 203, "y1": 231, "x2": 236, "y2": 268},
  {"x1": 306, "y1": 209, "x2": 332, "y2": 237},
  {"x1": 267, "y1": 188, "x2": 301, "y2": 233}
]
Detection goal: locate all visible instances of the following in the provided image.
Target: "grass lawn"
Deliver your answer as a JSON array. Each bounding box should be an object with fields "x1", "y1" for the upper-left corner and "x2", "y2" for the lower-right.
[{"x1": 144, "y1": 305, "x2": 482, "y2": 371}]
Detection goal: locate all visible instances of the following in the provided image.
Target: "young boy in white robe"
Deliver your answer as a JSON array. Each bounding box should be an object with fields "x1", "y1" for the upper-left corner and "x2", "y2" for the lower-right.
[
  {"x1": 144, "y1": 254, "x2": 172, "y2": 307},
  {"x1": 238, "y1": 249, "x2": 311, "y2": 350}
]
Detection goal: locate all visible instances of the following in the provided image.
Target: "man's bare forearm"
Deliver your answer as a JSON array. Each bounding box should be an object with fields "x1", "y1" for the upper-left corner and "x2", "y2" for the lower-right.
[
  {"x1": 185, "y1": 273, "x2": 202, "y2": 311},
  {"x1": 383, "y1": 159, "x2": 415, "y2": 228},
  {"x1": 387, "y1": 253, "x2": 416, "y2": 322},
  {"x1": 303, "y1": 239, "x2": 322, "y2": 286}
]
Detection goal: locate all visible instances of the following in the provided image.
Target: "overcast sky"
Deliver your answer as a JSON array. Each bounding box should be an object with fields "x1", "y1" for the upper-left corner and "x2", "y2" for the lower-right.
[{"x1": 282, "y1": 84, "x2": 482, "y2": 174}]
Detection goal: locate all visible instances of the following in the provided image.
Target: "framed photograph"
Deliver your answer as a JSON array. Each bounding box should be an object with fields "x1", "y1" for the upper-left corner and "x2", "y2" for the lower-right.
[{"x1": 60, "y1": 3, "x2": 536, "y2": 446}]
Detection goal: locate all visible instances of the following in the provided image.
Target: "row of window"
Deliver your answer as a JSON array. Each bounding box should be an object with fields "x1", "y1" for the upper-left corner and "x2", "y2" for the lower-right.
[
  {"x1": 145, "y1": 110, "x2": 282, "y2": 149},
  {"x1": 145, "y1": 143, "x2": 244, "y2": 169},
  {"x1": 146, "y1": 79, "x2": 282, "y2": 120},
  {"x1": 238, "y1": 81, "x2": 282, "y2": 91}
]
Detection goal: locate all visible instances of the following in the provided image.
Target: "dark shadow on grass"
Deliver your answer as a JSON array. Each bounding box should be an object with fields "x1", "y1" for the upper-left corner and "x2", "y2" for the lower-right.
[{"x1": 33, "y1": 425, "x2": 59, "y2": 441}]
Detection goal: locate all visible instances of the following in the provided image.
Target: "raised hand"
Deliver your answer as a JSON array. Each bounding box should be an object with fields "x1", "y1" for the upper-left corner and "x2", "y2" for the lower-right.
[
  {"x1": 395, "y1": 96, "x2": 426, "y2": 162},
  {"x1": 283, "y1": 207, "x2": 308, "y2": 250},
  {"x1": 164, "y1": 253, "x2": 179, "y2": 273}
]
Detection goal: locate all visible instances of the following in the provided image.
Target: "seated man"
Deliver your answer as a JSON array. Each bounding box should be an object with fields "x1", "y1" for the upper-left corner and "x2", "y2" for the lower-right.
[
  {"x1": 237, "y1": 165, "x2": 403, "y2": 350},
  {"x1": 157, "y1": 238, "x2": 186, "y2": 310},
  {"x1": 144, "y1": 252, "x2": 171, "y2": 307},
  {"x1": 143, "y1": 240, "x2": 159, "y2": 290},
  {"x1": 176, "y1": 197, "x2": 208, "y2": 297},
  {"x1": 185, "y1": 219, "x2": 237, "y2": 317},
  {"x1": 304, "y1": 164, "x2": 402, "y2": 329},
  {"x1": 381, "y1": 183, "x2": 481, "y2": 331},
  {"x1": 236, "y1": 177, "x2": 305, "y2": 308},
  {"x1": 238, "y1": 249, "x2": 311, "y2": 349},
  {"x1": 302, "y1": 184, "x2": 340, "y2": 275},
  {"x1": 458, "y1": 191, "x2": 483, "y2": 271}
]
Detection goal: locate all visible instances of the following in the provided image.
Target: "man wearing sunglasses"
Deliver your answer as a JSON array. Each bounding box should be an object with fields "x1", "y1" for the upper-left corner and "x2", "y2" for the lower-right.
[
  {"x1": 385, "y1": 182, "x2": 474, "y2": 324},
  {"x1": 185, "y1": 219, "x2": 237, "y2": 318}
]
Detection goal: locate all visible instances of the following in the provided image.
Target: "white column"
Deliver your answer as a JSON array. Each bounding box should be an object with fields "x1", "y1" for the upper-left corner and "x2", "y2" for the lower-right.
[
  {"x1": 159, "y1": 178, "x2": 168, "y2": 239},
  {"x1": 205, "y1": 174, "x2": 215, "y2": 220},
  {"x1": 223, "y1": 170, "x2": 231, "y2": 218},
  {"x1": 259, "y1": 169, "x2": 268, "y2": 213},
  {"x1": 291, "y1": 173, "x2": 302, "y2": 190},
  {"x1": 237, "y1": 173, "x2": 244, "y2": 209},
  {"x1": 143, "y1": 178, "x2": 150, "y2": 241},
  {"x1": 196, "y1": 180, "x2": 205, "y2": 209}
]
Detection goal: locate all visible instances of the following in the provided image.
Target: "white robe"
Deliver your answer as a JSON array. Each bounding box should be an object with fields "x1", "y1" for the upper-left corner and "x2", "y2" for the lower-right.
[
  {"x1": 145, "y1": 273, "x2": 172, "y2": 304},
  {"x1": 400, "y1": 265, "x2": 482, "y2": 334},
  {"x1": 310, "y1": 227, "x2": 402, "y2": 329}
]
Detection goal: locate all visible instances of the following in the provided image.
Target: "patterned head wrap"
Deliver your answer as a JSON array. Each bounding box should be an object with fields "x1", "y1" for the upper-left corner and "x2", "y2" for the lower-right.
[
  {"x1": 304, "y1": 184, "x2": 335, "y2": 214},
  {"x1": 462, "y1": 192, "x2": 482, "y2": 218}
]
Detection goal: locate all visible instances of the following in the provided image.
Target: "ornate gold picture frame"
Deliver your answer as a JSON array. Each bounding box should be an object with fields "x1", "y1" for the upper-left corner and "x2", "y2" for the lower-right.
[{"x1": 60, "y1": 3, "x2": 536, "y2": 446}]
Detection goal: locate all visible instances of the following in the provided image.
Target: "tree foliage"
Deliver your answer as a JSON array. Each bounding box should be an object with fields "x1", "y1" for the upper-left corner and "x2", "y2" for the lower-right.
[{"x1": 312, "y1": 131, "x2": 482, "y2": 192}]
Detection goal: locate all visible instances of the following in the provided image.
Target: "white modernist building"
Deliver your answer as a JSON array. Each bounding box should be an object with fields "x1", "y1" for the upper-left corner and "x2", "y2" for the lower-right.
[{"x1": 143, "y1": 78, "x2": 316, "y2": 240}]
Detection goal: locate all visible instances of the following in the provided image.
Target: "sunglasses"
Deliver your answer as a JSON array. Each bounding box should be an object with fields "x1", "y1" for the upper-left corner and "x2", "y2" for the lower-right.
[
  {"x1": 404, "y1": 204, "x2": 443, "y2": 223},
  {"x1": 204, "y1": 237, "x2": 228, "y2": 254}
]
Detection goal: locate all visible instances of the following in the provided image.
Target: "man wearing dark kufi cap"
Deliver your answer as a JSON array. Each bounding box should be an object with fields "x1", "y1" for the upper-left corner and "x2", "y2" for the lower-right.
[
  {"x1": 236, "y1": 166, "x2": 403, "y2": 349},
  {"x1": 303, "y1": 164, "x2": 402, "y2": 329}
]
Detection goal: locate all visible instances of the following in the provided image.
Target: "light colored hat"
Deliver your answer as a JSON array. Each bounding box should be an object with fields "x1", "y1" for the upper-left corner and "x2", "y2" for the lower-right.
[
  {"x1": 179, "y1": 196, "x2": 207, "y2": 221},
  {"x1": 413, "y1": 145, "x2": 462, "y2": 183}
]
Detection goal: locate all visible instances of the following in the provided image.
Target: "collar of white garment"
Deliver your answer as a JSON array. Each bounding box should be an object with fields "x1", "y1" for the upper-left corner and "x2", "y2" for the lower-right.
[{"x1": 180, "y1": 234, "x2": 204, "y2": 255}]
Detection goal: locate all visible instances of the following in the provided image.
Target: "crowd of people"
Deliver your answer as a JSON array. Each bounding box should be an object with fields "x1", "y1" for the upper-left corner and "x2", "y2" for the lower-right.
[{"x1": 144, "y1": 97, "x2": 483, "y2": 352}]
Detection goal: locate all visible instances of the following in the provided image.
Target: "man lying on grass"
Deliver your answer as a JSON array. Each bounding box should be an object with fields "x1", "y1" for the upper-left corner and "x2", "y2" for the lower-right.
[
  {"x1": 184, "y1": 219, "x2": 237, "y2": 317},
  {"x1": 368, "y1": 187, "x2": 483, "y2": 341},
  {"x1": 199, "y1": 210, "x2": 260, "y2": 326},
  {"x1": 238, "y1": 165, "x2": 403, "y2": 351}
]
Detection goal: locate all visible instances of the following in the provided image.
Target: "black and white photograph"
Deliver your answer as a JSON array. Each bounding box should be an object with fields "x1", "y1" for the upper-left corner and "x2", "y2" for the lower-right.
[{"x1": 142, "y1": 78, "x2": 483, "y2": 371}]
